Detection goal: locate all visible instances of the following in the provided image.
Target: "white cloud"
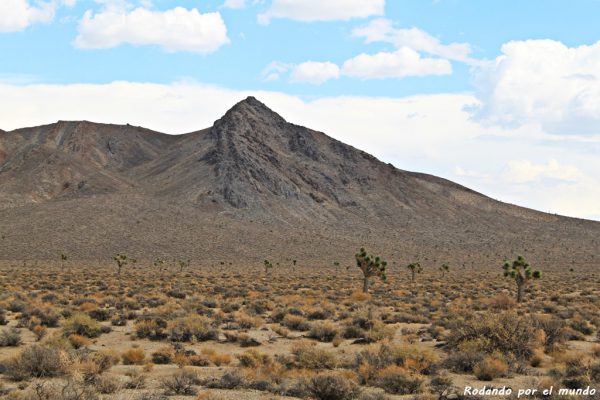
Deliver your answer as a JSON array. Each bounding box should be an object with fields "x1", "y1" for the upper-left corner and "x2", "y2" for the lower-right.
[
  {"x1": 258, "y1": 0, "x2": 384, "y2": 24},
  {"x1": 342, "y1": 47, "x2": 452, "y2": 79},
  {"x1": 352, "y1": 18, "x2": 474, "y2": 63},
  {"x1": 0, "y1": 81, "x2": 598, "y2": 220},
  {"x1": 261, "y1": 61, "x2": 293, "y2": 82},
  {"x1": 222, "y1": 0, "x2": 246, "y2": 9},
  {"x1": 290, "y1": 61, "x2": 340, "y2": 84},
  {"x1": 504, "y1": 159, "x2": 583, "y2": 184},
  {"x1": 74, "y1": 6, "x2": 230, "y2": 54},
  {"x1": 473, "y1": 39, "x2": 600, "y2": 135},
  {"x1": 0, "y1": 0, "x2": 55, "y2": 32}
]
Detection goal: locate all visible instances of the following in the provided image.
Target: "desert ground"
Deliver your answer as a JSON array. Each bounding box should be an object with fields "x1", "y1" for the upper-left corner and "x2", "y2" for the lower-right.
[{"x1": 1, "y1": 257, "x2": 599, "y2": 400}]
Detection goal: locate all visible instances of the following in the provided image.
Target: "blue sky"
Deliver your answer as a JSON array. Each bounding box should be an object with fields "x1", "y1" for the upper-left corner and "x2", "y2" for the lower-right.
[{"x1": 1, "y1": 0, "x2": 600, "y2": 220}]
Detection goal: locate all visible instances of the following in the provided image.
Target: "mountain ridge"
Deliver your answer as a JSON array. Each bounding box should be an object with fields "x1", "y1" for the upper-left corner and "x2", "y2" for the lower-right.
[{"x1": 0, "y1": 97, "x2": 598, "y2": 266}]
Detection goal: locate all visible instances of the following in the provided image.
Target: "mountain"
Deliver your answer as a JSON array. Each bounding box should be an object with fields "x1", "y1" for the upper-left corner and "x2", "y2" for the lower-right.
[{"x1": 0, "y1": 97, "x2": 598, "y2": 268}]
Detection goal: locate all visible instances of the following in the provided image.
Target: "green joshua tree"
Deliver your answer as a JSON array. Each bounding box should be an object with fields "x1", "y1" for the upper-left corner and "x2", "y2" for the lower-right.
[
  {"x1": 333, "y1": 261, "x2": 340, "y2": 273},
  {"x1": 355, "y1": 248, "x2": 387, "y2": 293},
  {"x1": 60, "y1": 253, "x2": 68, "y2": 269},
  {"x1": 439, "y1": 263, "x2": 449, "y2": 278},
  {"x1": 113, "y1": 253, "x2": 128, "y2": 276},
  {"x1": 407, "y1": 262, "x2": 422, "y2": 281},
  {"x1": 503, "y1": 255, "x2": 542, "y2": 303},
  {"x1": 178, "y1": 259, "x2": 190, "y2": 273},
  {"x1": 264, "y1": 259, "x2": 273, "y2": 275},
  {"x1": 154, "y1": 258, "x2": 165, "y2": 272}
]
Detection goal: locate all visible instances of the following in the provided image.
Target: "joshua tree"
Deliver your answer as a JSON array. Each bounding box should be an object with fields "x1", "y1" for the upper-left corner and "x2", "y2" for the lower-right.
[
  {"x1": 333, "y1": 261, "x2": 340, "y2": 273},
  {"x1": 503, "y1": 255, "x2": 541, "y2": 303},
  {"x1": 407, "y1": 262, "x2": 422, "y2": 281},
  {"x1": 113, "y1": 253, "x2": 128, "y2": 276},
  {"x1": 154, "y1": 258, "x2": 166, "y2": 272},
  {"x1": 439, "y1": 263, "x2": 449, "y2": 278},
  {"x1": 355, "y1": 248, "x2": 387, "y2": 293},
  {"x1": 264, "y1": 259, "x2": 273, "y2": 275},
  {"x1": 60, "y1": 253, "x2": 68, "y2": 269},
  {"x1": 178, "y1": 259, "x2": 190, "y2": 273}
]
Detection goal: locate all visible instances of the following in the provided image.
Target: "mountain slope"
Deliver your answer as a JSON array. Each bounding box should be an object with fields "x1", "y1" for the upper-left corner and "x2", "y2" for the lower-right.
[{"x1": 0, "y1": 97, "x2": 598, "y2": 268}]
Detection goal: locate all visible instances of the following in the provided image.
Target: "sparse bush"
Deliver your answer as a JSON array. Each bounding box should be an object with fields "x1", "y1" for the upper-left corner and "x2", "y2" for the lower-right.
[
  {"x1": 135, "y1": 317, "x2": 167, "y2": 340},
  {"x1": 282, "y1": 314, "x2": 310, "y2": 331},
  {"x1": 292, "y1": 342, "x2": 338, "y2": 369},
  {"x1": 447, "y1": 312, "x2": 536, "y2": 360},
  {"x1": 0, "y1": 328, "x2": 22, "y2": 347},
  {"x1": 375, "y1": 366, "x2": 423, "y2": 395},
  {"x1": 237, "y1": 349, "x2": 272, "y2": 368},
  {"x1": 444, "y1": 351, "x2": 484, "y2": 373},
  {"x1": 307, "y1": 373, "x2": 361, "y2": 400},
  {"x1": 62, "y1": 313, "x2": 102, "y2": 338},
  {"x1": 152, "y1": 346, "x2": 175, "y2": 364},
  {"x1": 160, "y1": 369, "x2": 198, "y2": 395},
  {"x1": 4, "y1": 345, "x2": 69, "y2": 380},
  {"x1": 168, "y1": 315, "x2": 218, "y2": 342},
  {"x1": 122, "y1": 348, "x2": 146, "y2": 365},
  {"x1": 308, "y1": 321, "x2": 339, "y2": 342},
  {"x1": 474, "y1": 354, "x2": 509, "y2": 381}
]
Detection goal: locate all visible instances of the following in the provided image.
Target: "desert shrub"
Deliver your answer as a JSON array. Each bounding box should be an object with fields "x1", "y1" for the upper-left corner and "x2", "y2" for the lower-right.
[
  {"x1": 0, "y1": 328, "x2": 22, "y2": 347},
  {"x1": 307, "y1": 373, "x2": 361, "y2": 400},
  {"x1": 135, "y1": 317, "x2": 167, "y2": 340},
  {"x1": 124, "y1": 370, "x2": 147, "y2": 389},
  {"x1": 292, "y1": 342, "x2": 338, "y2": 369},
  {"x1": 570, "y1": 319, "x2": 594, "y2": 335},
  {"x1": 32, "y1": 325, "x2": 47, "y2": 341},
  {"x1": 152, "y1": 346, "x2": 175, "y2": 364},
  {"x1": 443, "y1": 351, "x2": 484, "y2": 373},
  {"x1": 473, "y1": 354, "x2": 509, "y2": 381},
  {"x1": 135, "y1": 393, "x2": 168, "y2": 400},
  {"x1": 23, "y1": 380, "x2": 99, "y2": 400},
  {"x1": 0, "y1": 308, "x2": 7, "y2": 325},
  {"x1": 8, "y1": 300, "x2": 27, "y2": 313},
  {"x1": 282, "y1": 314, "x2": 311, "y2": 331},
  {"x1": 237, "y1": 313, "x2": 262, "y2": 329},
  {"x1": 308, "y1": 321, "x2": 339, "y2": 342},
  {"x1": 487, "y1": 293, "x2": 517, "y2": 310},
  {"x1": 23, "y1": 308, "x2": 61, "y2": 327},
  {"x1": 362, "y1": 321, "x2": 396, "y2": 343},
  {"x1": 68, "y1": 334, "x2": 90, "y2": 349},
  {"x1": 355, "y1": 343, "x2": 437, "y2": 384},
  {"x1": 237, "y1": 333, "x2": 261, "y2": 347},
  {"x1": 375, "y1": 366, "x2": 423, "y2": 395},
  {"x1": 447, "y1": 312, "x2": 536, "y2": 360},
  {"x1": 88, "y1": 308, "x2": 111, "y2": 322},
  {"x1": 92, "y1": 349, "x2": 120, "y2": 372},
  {"x1": 203, "y1": 371, "x2": 245, "y2": 389},
  {"x1": 95, "y1": 375, "x2": 121, "y2": 394},
  {"x1": 168, "y1": 315, "x2": 218, "y2": 342},
  {"x1": 62, "y1": 313, "x2": 102, "y2": 338},
  {"x1": 237, "y1": 349, "x2": 272, "y2": 368},
  {"x1": 122, "y1": 348, "x2": 146, "y2": 365},
  {"x1": 307, "y1": 308, "x2": 333, "y2": 320},
  {"x1": 160, "y1": 369, "x2": 199, "y2": 395},
  {"x1": 4, "y1": 345, "x2": 69, "y2": 380},
  {"x1": 534, "y1": 315, "x2": 567, "y2": 352}
]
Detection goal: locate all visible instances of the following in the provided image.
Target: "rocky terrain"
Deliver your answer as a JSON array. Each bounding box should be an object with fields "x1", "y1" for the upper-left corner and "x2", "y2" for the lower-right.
[{"x1": 0, "y1": 97, "x2": 598, "y2": 268}]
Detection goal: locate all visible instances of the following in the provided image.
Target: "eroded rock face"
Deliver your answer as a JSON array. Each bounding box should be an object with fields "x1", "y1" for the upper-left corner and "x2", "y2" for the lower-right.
[{"x1": 0, "y1": 96, "x2": 598, "y2": 262}]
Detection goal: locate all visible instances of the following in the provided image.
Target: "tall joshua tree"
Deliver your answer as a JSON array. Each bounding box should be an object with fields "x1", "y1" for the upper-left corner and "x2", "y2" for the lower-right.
[
  {"x1": 407, "y1": 262, "x2": 422, "y2": 281},
  {"x1": 503, "y1": 255, "x2": 541, "y2": 303},
  {"x1": 178, "y1": 259, "x2": 190, "y2": 273},
  {"x1": 113, "y1": 253, "x2": 128, "y2": 276},
  {"x1": 439, "y1": 263, "x2": 449, "y2": 278},
  {"x1": 264, "y1": 259, "x2": 273, "y2": 275},
  {"x1": 355, "y1": 248, "x2": 387, "y2": 293}
]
